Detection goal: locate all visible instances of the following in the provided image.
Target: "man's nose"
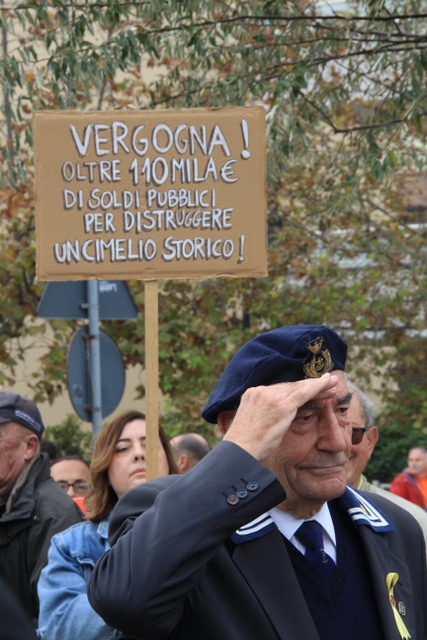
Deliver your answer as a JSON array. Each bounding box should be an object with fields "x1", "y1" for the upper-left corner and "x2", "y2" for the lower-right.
[
  {"x1": 66, "y1": 485, "x2": 76, "y2": 497},
  {"x1": 317, "y1": 412, "x2": 349, "y2": 452}
]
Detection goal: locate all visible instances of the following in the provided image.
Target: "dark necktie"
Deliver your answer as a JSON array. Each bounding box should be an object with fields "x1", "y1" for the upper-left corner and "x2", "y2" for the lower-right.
[{"x1": 295, "y1": 520, "x2": 336, "y2": 578}]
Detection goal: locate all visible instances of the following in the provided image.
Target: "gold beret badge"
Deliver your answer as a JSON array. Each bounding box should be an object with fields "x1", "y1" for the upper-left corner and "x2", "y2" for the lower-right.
[{"x1": 303, "y1": 338, "x2": 334, "y2": 378}]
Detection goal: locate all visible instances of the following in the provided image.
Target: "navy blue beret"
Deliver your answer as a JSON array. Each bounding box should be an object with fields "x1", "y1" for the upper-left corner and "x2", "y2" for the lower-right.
[{"x1": 202, "y1": 325, "x2": 347, "y2": 424}]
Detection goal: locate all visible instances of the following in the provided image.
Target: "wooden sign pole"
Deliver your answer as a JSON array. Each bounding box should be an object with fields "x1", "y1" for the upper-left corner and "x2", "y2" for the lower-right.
[{"x1": 144, "y1": 280, "x2": 159, "y2": 481}]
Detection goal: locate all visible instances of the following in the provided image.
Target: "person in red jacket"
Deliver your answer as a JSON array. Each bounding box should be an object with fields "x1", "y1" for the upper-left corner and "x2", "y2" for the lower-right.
[{"x1": 390, "y1": 447, "x2": 427, "y2": 509}]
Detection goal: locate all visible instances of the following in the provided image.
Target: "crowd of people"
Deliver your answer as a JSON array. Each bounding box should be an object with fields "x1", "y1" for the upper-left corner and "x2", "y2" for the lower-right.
[
  {"x1": 38, "y1": 410, "x2": 178, "y2": 640},
  {"x1": 1, "y1": 324, "x2": 427, "y2": 639},
  {"x1": 0, "y1": 390, "x2": 208, "y2": 639}
]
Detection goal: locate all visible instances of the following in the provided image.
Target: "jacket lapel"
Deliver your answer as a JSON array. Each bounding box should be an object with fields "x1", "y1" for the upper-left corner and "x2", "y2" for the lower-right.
[
  {"x1": 339, "y1": 486, "x2": 413, "y2": 640},
  {"x1": 229, "y1": 487, "x2": 414, "y2": 640},
  {"x1": 232, "y1": 528, "x2": 320, "y2": 640},
  {"x1": 357, "y1": 521, "x2": 414, "y2": 640}
]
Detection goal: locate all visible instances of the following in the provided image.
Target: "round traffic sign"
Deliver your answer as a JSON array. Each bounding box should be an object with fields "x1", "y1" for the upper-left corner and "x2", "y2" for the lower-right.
[{"x1": 67, "y1": 327, "x2": 125, "y2": 421}]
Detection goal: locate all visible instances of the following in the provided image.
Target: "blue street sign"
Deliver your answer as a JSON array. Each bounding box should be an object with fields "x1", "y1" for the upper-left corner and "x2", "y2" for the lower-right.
[
  {"x1": 67, "y1": 327, "x2": 125, "y2": 421},
  {"x1": 37, "y1": 281, "x2": 138, "y2": 320}
]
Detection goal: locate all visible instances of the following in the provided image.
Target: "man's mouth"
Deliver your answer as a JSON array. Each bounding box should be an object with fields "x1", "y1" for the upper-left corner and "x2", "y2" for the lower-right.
[
  {"x1": 309, "y1": 465, "x2": 345, "y2": 474},
  {"x1": 299, "y1": 461, "x2": 347, "y2": 475}
]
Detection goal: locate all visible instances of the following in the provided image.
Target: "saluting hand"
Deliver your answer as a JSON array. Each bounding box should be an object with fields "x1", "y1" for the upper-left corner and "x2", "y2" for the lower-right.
[{"x1": 221, "y1": 373, "x2": 338, "y2": 462}]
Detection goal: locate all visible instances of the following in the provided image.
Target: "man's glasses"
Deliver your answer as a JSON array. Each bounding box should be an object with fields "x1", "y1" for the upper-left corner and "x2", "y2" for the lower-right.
[
  {"x1": 351, "y1": 427, "x2": 367, "y2": 445},
  {"x1": 57, "y1": 481, "x2": 90, "y2": 495}
]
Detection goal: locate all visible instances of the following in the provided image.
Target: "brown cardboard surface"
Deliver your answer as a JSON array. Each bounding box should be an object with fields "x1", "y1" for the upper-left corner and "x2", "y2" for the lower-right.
[{"x1": 34, "y1": 107, "x2": 267, "y2": 281}]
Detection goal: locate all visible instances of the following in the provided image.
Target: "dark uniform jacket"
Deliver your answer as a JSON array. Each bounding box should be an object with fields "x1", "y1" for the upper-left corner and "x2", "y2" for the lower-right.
[
  {"x1": 0, "y1": 453, "x2": 83, "y2": 623},
  {"x1": 88, "y1": 441, "x2": 427, "y2": 640}
]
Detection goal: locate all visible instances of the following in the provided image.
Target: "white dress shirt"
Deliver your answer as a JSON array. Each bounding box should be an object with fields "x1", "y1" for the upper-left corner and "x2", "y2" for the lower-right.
[{"x1": 269, "y1": 502, "x2": 337, "y2": 563}]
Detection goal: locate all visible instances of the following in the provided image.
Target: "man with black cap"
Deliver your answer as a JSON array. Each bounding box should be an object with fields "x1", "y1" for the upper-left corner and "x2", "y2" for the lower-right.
[
  {"x1": 0, "y1": 392, "x2": 82, "y2": 625},
  {"x1": 88, "y1": 326, "x2": 427, "y2": 640}
]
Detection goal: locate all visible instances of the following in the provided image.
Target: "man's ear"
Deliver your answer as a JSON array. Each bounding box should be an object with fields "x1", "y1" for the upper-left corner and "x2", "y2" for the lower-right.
[
  {"x1": 217, "y1": 410, "x2": 236, "y2": 436},
  {"x1": 177, "y1": 453, "x2": 190, "y2": 473},
  {"x1": 23, "y1": 433, "x2": 39, "y2": 462},
  {"x1": 366, "y1": 426, "x2": 379, "y2": 458}
]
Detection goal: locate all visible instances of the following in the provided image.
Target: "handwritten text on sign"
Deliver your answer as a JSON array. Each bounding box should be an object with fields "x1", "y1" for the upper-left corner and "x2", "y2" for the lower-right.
[{"x1": 34, "y1": 107, "x2": 267, "y2": 281}]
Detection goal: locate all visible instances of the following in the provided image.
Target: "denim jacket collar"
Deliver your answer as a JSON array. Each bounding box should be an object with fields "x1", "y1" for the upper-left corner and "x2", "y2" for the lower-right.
[{"x1": 97, "y1": 518, "x2": 109, "y2": 541}]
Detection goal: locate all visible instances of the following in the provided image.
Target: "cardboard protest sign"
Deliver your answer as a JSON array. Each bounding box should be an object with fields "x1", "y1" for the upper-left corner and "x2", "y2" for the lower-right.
[{"x1": 34, "y1": 107, "x2": 267, "y2": 281}]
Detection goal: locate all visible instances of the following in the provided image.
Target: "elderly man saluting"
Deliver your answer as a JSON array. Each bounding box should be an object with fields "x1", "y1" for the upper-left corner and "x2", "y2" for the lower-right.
[{"x1": 89, "y1": 326, "x2": 427, "y2": 640}]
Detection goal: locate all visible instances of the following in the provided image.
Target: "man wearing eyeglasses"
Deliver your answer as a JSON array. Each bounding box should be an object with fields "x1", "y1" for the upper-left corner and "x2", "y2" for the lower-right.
[
  {"x1": 0, "y1": 393, "x2": 83, "y2": 627},
  {"x1": 89, "y1": 325, "x2": 427, "y2": 640},
  {"x1": 51, "y1": 455, "x2": 91, "y2": 498},
  {"x1": 346, "y1": 381, "x2": 427, "y2": 552}
]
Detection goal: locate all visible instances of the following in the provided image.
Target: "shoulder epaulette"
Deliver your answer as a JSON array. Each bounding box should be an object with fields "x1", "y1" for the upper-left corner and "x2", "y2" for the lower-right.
[
  {"x1": 339, "y1": 486, "x2": 395, "y2": 533},
  {"x1": 231, "y1": 513, "x2": 277, "y2": 544}
]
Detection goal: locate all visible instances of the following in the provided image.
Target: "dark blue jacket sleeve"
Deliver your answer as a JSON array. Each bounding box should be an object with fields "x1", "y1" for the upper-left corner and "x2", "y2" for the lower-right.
[{"x1": 88, "y1": 441, "x2": 285, "y2": 639}]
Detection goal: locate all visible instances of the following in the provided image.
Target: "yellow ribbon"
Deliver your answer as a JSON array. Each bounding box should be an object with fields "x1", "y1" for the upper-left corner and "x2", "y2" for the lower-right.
[{"x1": 386, "y1": 573, "x2": 411, "y2": 640}]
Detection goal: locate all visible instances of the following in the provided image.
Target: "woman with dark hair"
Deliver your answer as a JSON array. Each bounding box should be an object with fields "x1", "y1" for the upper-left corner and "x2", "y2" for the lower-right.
[{"x1": 37, "y1": 410, "x2": 178, "y2": 640}]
